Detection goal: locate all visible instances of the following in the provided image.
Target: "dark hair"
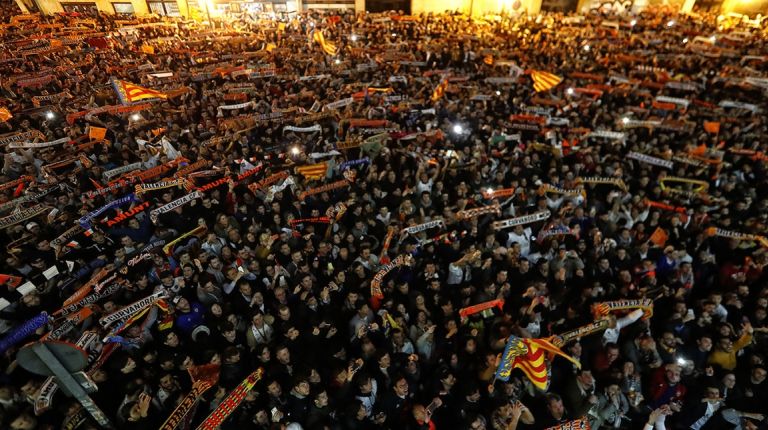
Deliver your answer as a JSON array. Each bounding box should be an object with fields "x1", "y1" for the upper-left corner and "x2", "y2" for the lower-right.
[
  {"x1": 222, "y1": 346, "x2": 240, "y2": 361},
  {"x1": 545, "y1": 393, "x2": 562, "y2": 404}
]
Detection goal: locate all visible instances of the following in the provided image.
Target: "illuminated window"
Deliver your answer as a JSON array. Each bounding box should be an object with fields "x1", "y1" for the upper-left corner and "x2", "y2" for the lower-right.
[
  {"x1": 148, "y1": 1, "x2": 181, "y2": 15},
  {"x1": 112, "y1": 2, "x2": 135, "y2": 14},
  {"x1": 61, "y1": 2, "x2": 99, "y2": 14}
]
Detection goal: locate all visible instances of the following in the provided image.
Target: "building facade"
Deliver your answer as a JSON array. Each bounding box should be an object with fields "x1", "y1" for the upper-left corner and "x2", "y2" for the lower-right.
[{"x1": 13, "y1": 0, "x2": 765, "y2": 21}]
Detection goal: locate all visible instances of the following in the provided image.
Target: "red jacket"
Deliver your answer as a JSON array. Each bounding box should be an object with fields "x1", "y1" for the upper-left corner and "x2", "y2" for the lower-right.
[{"x1": 649, "y1": 367, "x2": 687, "y2": 408}]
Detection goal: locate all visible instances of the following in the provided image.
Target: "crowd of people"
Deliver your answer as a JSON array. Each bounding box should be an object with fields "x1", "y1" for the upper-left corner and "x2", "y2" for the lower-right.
[{"x1": 1, "y1": 3, "x2": 768, "y2": 430}]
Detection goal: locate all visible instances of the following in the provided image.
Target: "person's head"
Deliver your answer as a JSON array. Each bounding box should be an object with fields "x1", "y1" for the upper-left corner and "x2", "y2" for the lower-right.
[
  {"x1": 291, "y1": 250, "x2": 303, "y2": 263},
  {"x1": 353, "y1": 399, "x2": 367, "y2": 420},
  {"x1": 278, "y1": 305, "x2": 291, "y2": 321},
  {"x1": 704, "y1": 386, "x2": 721, "y2": 400},
  {"x1": 576, "y1": 369, "x2": 594, "y2": 388},
  {"x1": 665, "y1": 363, "x2": 682, "y2": 384},
  {"x1": 392, "y1": 328, "x2": 406, "y2": 345},
  {"x1": 293, "y1": 379, "x2": 310, "y2": 397},
  {"x1": 467, "y1": 413, "x2": 487, "y2": 430},
  {"x1": 439, "y1": 368, "x2": 455, "y2": 389},
  {"x1": 221, "y1": 322, "x2": 237, "y2": 342},
  {"x1": 159, "y1": 373, "x2": 176, "y2": 390},
  {"x1": 722, "y1": 372, "x2": 736, "y2": 389},
  {"x1": 569, "y1": 341, "x2": 582, "y2": 357},
  {"x1": 377, "y1": 350, "x2": 391, "y2": 369},
  {"x1": 546, "y1": 393, "x2": 565, "y2": 418},
  {"x1": 463, "y1": 381, "x2": 481, "y2": 402},
  {"x1": 285, "y1": 326, "x2": 300, "y2": 341},
  {"x1": 718, "y1": 336, "x2": 735, "y2": 353},
  {"x1": 412, "y1": 403, "x2": 428, "y2": 422},
  {"x1": 358, "y1": 375, "x2": 373, "y2": 394},
  {"x1": 251, "y1": 312, "x2": 265, "y2": 327},
  {"x1": 660, "y1": 331, "x2": 676, "y2": 349},
  {"x1": 697, "y1": 335, "x2": 713, "y2": 352},
  {"x1": 752, "y1": 365, "x2": 767, "y2": 385},
  {"x1": 121, "y1": 235, "x2": 134, "y2": 248},
  {"x1": 605, "y1": 343, "x2": 620, "y2": 363},
  {"x1": 267, "y1": 379, "x2": 282, "y2": 397},
  {"x1": 210, "y1": 303, "x2": 223, "y2": 317},
  {"x1": 314, "y1": 390, "x2": 329, "y2": 408},
  {"x1": 222, "y1": 346, "x2": 240, "y2": 364},
  {"x1": 276, "y1": 345, "x2": 291, "y2": 365},
  {"x1": 9, "y1": 413, "x2": 36, "y2": 430},
  {"x1": 173, "y1": 296, "x2": 191, "y2": 313},
  {"x1": 393, "y1": 375, "x2": 409, "y2": 397},
  {"x1": 256, "y1": 344, "x2": 271, "y2": 363},
  {"x1": 605, "y1": 383, "x2": 621, "y2": 397}
]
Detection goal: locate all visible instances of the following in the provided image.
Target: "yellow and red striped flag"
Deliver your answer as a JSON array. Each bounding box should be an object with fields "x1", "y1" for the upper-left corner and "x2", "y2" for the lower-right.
[
  {"x1": 111, "y1": 78, "x2": 167, "y2": 105},
  {"x1": 197, "y1": 369, "x2": 263, "y2": 430},
  {"x1": 529, "y1": 70, "x2": 563, "y2": 93},
  {"x1": 295, "y1": 162, "x2": 328, "y2": 180},
  {"x1": 431, "y1": 77, "x2": 449, "y2": 102},
  {"x1": 495, "y1": 336, "x2": 580, "y2": 390},
  {"x1": 312, "y1": 30, "x2": 337, "y2": 56}
]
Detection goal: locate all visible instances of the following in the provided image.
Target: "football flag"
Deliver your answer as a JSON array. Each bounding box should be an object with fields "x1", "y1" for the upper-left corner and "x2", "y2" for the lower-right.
[
  {"x1": 431, "y1": 77, "x2": 449, "y2": 102},
  {"x1": 312, "y1": 30, "x2": 337, "y2": 56},
  {"x1": 529, "y1": 70, "x2": 563, "y2": 92},
  {"x1": 111, "y1": 78, "x2": 168, "y2": 105},
  {"x1": 494, "y1": 336, "x2": 580, "y2": 390},
  {"x1": 295, "y1": 162, "x2": 328, "y2": 180}
]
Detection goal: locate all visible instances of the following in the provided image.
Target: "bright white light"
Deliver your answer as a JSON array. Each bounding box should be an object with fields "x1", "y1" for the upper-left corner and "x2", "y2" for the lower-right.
[
  {"x1": 452, "y1": 124, "x2": 463, "y2": 134},
  {"x1": 676, "y1": 357, "x2": 686, "y2": 365},
  {"x1": 391, "y1": 33, "x2": 397, "y2": 37},
  {"x1": 131, "y1": 114, "x2": 140, "y2": 121},
  {"x1": 45, "y1": 111, "x2": 55, "y2": 120},
  {"x1": 334, "y1": 59, "x2": 341, "y2": 64},
  {"x1": 351, "y1": 34, "x2": 358, "y2": 42},
  {"x1": 495, "y1": 90, "x2": 501, "y2": 96},
  {"x1": 566, "y1": 87, "x2": 575, "y2": 96},
  {"x1": 667, "y1": 20, "x2": 675, "y2": 27},
  {"x1": 709, "y1": 36, "x2": 716, "y2": 42},
  {"x1": 622, "y1": 117, "x2": 630, "y2": 124},
  {"x1": 310, "y1": 22, "x2": 315, "y2": 27},
  {"x1": 486, "y1": 188, "x2": 494, "y2": 195},
  {"x1": 682, "y1": 38, "x2": 689, "y2": 44},
  {"x1": 290, "y1": 146, "x2": 300, "y2": 155},
  {"x1": 583, "y1": 45, "x2": 590, "y2": 51},
  {"x1": 630, "y1": 19, "x2": 637, "y2": 26}
]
